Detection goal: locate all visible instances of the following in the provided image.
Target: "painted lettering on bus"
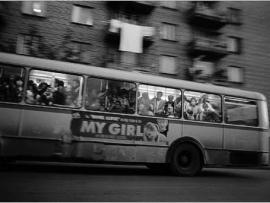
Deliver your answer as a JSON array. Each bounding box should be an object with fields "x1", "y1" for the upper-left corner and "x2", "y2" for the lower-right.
[{"x1": 80, "y1": 121, "x2": 144, "y2": 137}]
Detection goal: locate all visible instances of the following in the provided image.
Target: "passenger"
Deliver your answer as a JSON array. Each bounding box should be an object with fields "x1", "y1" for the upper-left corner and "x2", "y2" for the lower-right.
[
  {"x1": 164, "y1": 95, "x2": 175, "y2": 117},
  {"x1": 137, "y1": 92, "x2": 152, "y2": 115},
  {"x1": 184, "y1": 97, "x2": 197, "y2": 120},
  {"x1": 87, "y1": 89, "x2": 105, "y2": 111},
  {"x1": 53, "y1": 80, "x2": 66, "y2": 105},
  {"x1": 14, "y1": 76, "x2": 24, "y2": 102},
  {"x1": 151, "y1": 91, "x2": 166, "y2": 116},
  {"x1": 37, "y1": 82, "x2": 49, "y2": 105},
  {"x1": 197, "y1": 94, "x2": 219, "y2": 122},
  {"x1": 174, "y1": 94, "x2": 182, "y2": 118},
  {"x1": 26, "y1": 80, "x2": 38, "y2": 104},
  {"x1": 119, "y1": 89, "x2": 130, "y2": 113},
  {"x1": 109, "y1": 100, "x2": 123, "y2": 113},
  {"x1": 138, "y1": 103, "x2": 154, "y2": 116},
  {"x1": 70, "y1": 79, "x2": 81, "y2": 107}
]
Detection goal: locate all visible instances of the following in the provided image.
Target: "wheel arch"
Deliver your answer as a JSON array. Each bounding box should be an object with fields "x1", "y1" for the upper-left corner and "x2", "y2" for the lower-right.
[{"x1": 166, "y1": 136, "x2": 206, "y2": 165}]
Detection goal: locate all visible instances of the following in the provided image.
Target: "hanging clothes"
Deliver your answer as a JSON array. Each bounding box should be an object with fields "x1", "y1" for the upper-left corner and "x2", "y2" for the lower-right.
[{"x1": 119, "y1": 22, "x2": 143, "y2": 53}]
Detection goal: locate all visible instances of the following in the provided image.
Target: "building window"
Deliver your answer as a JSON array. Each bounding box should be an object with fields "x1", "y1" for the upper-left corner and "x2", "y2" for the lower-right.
[
  {"x1": 227, "y1": 7, "x2": 242, "y2": 24},
  {"x1": 66, "y1": 41, "x2": 92, "y2": 64},
  {"x1": 160, "y1": 1, "x2": 177, "y2": 9},
  {"x1": 120, "y1": 52, "x2": 138, "y2": 66},
  {"x1": 71, "y1": 5, "x2": 93, "y2": 26},
  {"x1": 160, "y1": 23, "x2": 176, "y2": 41},
  {"x1": 159, "y1": 55, "x2": 177, "y2": 74},
  {"x1": 227, "y1": 36, "x2": 242, "y2": 54},
  {"x1": 191, "y1": 59, "x2": 215, "y2": 79},
  {"x1": 227, "y1": 66, "x2": 244, "y2": 83},
  {"x1": 21, "y1": 1, "x2": 46, "y2": 17},
  {"x1": 16, "y1": 34, "x2": 40, "y2": 55}
]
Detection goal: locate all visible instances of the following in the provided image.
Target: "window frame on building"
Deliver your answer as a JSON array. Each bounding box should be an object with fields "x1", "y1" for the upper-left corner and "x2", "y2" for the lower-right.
[
  {"x1": 227, "y1": 7, "x2": 242, "y2": 25},
  {"x1": 227, "y1": 36, "x2": 242, "y2": 54},
  {"x1": 226, "y1": 66, "x2": 244, "y2": 84},
  {"x1": 21, "y1": 1, "x2": 46, "y2": 17},
  {"x1": 159, "y1": 55, "x2": 177, "y2": 75},
  {"x1": 160, "y1": 1, "x2": 177, "y2": 10},
  {"x1": 160, "y1": 22, "x2": 177, "y2": 41},
  {"x1": 16, "y1": 34, "x2": 41, "y2": 56},
  {"x1": 71, "y1": 5, "x2": 94, "y2": 26},
  {"x1": 65, "y1": 41, "x2": 92, "y2": 64}
]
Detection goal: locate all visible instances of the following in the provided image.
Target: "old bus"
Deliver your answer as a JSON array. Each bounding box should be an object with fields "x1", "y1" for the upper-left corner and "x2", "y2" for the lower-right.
[{"x1": 0, "y1": 52, "x2": 269, "y2": 176}]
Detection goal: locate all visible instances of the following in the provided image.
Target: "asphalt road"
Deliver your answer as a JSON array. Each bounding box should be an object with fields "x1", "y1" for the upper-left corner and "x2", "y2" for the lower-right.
[{"x1": 0, "y1": 162, "x2": 270, "y2": 202}]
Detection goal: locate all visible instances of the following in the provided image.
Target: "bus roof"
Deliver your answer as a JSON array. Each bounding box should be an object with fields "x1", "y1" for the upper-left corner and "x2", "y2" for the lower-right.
[{"x1": 0, "y1": 52, "x2": 266, "y2": 101}]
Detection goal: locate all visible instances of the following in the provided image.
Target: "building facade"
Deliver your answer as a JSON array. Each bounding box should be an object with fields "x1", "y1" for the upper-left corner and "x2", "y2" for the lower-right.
[{"x1": 0, "y1": 1, "x2": 270, "y2": 109}]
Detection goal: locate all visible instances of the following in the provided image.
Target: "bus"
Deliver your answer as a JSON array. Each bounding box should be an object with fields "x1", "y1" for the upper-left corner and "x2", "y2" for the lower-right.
[{"x1": 0, "y1": 52, "x2": 269, "y2": 176}]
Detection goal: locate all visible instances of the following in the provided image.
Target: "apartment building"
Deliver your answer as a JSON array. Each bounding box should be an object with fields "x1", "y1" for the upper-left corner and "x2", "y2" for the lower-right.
[{"x1": 0, "y1": 1, "x2": 270, "y2": 108}]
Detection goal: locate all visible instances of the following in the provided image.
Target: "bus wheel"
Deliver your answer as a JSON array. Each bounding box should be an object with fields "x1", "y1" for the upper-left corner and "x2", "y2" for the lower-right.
[{"x1": 169, "y1": 143, "x2": 203, "y2": 176}]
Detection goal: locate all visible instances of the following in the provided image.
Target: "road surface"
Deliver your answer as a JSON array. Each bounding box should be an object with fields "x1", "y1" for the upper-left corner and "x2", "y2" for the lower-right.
[{"x1": 0, "y1": 162, "x2": 270, "y2": 201}]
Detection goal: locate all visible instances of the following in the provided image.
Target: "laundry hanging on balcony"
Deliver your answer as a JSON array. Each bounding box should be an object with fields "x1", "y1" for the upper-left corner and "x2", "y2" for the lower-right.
[{"x1": 119, "y1": 22, "x2": 144, "y2": 53}]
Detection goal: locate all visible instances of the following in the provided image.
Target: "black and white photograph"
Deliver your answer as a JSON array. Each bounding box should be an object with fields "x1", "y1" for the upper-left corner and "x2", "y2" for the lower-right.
[{"x1": 0, "y1": 1, "x2": 270, "y2": 202}]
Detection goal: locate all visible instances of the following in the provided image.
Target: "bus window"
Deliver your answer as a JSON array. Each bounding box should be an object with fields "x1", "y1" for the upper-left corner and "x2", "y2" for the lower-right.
[
  {"x1": 0, "y1": 65, "x2": 24, "y2": 103},
  {"x1": 25, "y1": 69, "x2": 83, "y2": 107},
  {"x1": 224, "y1": 96, "x2": 258, "y2": 126},
  {"x1": 137, "y1": 84, "x2": 181, "y2": 118},
  {"x1": 86, "y1": 77, "x2": 136, "y2": 114},
  {"x1": 184, "y1": 91, "x2": 221, "y2": 123}
]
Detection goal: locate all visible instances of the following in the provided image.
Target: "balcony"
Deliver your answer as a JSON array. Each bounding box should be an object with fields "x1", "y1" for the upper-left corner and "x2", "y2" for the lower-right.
[
  {"x1": 187, "y1": 5, "x2": 227, "y2": 29},
  {"x1": 107, "y1": 1, "x2": 156, "y2": 14},
  {"x1": 105, "y1": 19, "x2": 155, "y2": 47},
  {"x1": 187, "y1": 37, "x2": 228, "y2": 58}
]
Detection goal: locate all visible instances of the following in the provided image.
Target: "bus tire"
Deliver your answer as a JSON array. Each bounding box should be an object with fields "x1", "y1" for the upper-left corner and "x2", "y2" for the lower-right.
[{"x1": 169, "y1": 143, "x2": 203, "y2": 176}]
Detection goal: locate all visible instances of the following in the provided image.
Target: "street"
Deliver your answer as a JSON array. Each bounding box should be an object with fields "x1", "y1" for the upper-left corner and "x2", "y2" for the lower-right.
[{"x1": 0, "y1": 162, "x2": 270, "y2": 202}]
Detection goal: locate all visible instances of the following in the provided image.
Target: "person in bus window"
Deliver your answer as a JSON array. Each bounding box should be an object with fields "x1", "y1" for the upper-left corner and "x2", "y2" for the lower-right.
[
  {"x1": 53, "y1": 80, "x2": 66, "y2": 105},
  {"x1": 164, "y1": 95, "x2": 175, "y2": 117},
  {"x1": 151, "y1": 91, "x2": 165, "y2": 116},
  {"x1": 26, "y1": 80, "x2": 38, "y2": 104},
  {"x1": 184, "y1": 97, "x2": 197, "y2": 120},
  {"x1": 197, "y1": 94, "x2": 219, "y2": 122},
  {"x1": 174, "y1": 94, "x2": 182, "y2": 118},
  {"x1": 109, "y1": 100, "x2": 123, "y2": 113},
  {"x1": 70, "y1": 79, "x2": 81, "y2": 107},
  {"x1": 36, "y1": 82, "x2": 49, "y2": 105},
  {"x1": 137, "y1": 92, "x2": 152, "y2": 115}
]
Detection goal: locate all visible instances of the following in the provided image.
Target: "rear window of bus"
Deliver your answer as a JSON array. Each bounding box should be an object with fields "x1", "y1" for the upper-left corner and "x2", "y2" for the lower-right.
[{"x1": 224, "y1": 96, "x2": 258, "y2": 126}]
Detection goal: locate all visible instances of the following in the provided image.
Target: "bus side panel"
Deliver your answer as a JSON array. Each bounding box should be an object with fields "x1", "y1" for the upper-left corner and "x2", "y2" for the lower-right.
[
  {"x1": 1, "y1": 107, "x2": 72, "y2": 157},
  {"x1": 224, "y1": 127, "x2": 260, "y2": 151},
  {"x1": 182, "y1": 121, "x2": 223, "y2": 150},
  {"x1": 0, "y1": 105, "x2": 22, "y2": 138}
]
